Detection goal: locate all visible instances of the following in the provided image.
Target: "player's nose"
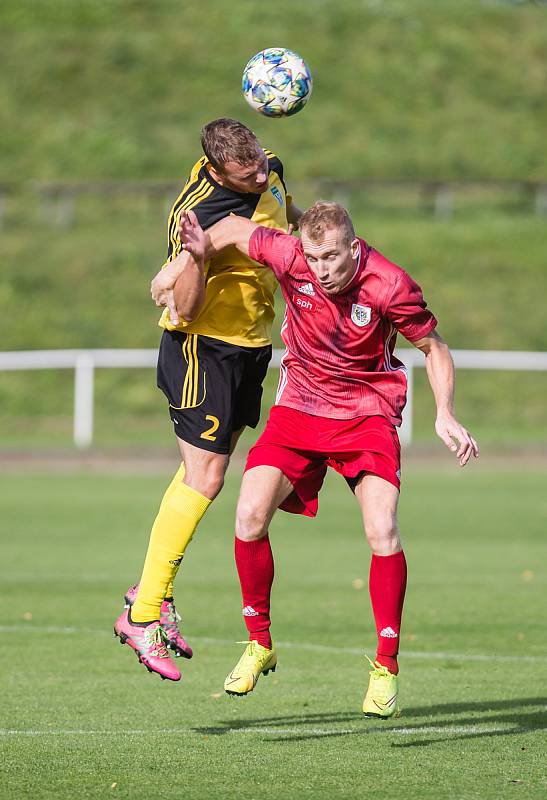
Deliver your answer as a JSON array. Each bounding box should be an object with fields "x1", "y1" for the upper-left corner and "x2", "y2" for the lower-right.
[{"x1": 316, "y1": 263, "x2": 329, "y2": 279}]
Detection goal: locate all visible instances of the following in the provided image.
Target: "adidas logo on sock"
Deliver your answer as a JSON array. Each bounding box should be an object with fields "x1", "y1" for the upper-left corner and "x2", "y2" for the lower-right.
[
  {"x1": 380, "y1": 626, "x2": 398, "y2": 638},
  {"x1": 297, "y1": 282, "x2": 315, "y2": 296},
  {"x1": 242, "y1": 605, "x2": 260, "y2": 617}
]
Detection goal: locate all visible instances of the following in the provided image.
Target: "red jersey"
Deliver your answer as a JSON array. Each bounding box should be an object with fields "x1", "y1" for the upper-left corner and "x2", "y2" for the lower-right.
[{"x1": 248, "y1": 227, "x2": 437, "y2": 425}]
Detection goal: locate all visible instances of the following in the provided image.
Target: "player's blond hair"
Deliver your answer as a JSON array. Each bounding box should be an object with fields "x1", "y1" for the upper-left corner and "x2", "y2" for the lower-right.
[
  {"x1": 201, "y1": 118, "x2": 262, "y2": 172},
  {"x1": 299, "y1": 201, "x2": 355, "y2": 247}
]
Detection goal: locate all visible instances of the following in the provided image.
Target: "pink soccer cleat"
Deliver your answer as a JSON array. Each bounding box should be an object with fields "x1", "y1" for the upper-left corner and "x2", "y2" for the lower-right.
[
  {"x1": 160, "y1": 598, "x2": 194, "y2": 659},
  {"x1": 113, "y1": 608, "x2": 181, "y2": 682},
  {"x1": 124, "y1": 584, "x2": 193, "y2": 659},
  {"x1": 123, "y1": 583, "x2": 140, "y2": 607}
]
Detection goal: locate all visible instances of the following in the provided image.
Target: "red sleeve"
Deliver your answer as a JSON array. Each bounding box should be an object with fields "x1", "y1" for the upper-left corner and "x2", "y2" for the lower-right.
[
  {"x1": 384, "y1": 271, "x2": 437, "y2": 342},
  {"x1": 248, "y1": 226, "x2": 298, "y2": 279}
]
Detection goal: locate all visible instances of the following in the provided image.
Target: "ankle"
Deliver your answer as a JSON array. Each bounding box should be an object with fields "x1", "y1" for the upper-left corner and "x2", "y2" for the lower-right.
[
  {"x1": 128, "y1": 607, "x2": 158, "y2": 627},
  {"x1": 375, "y1": 654, "x2": 398, "y2": 675},
  {"x1": 251, "y1": 633, "x2": 272, "y2": 650}
]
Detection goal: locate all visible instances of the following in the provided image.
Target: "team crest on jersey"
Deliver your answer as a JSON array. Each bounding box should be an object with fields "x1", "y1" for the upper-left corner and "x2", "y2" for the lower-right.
[
  {"x1": 271, "y1": 186, "x2": 284, "y2": 206},
  {"x1": 351, "y1": 304, "x2": 371, "y2": 327}
]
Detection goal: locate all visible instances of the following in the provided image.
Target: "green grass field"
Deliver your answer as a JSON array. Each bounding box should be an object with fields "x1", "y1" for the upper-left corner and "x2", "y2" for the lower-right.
[{"x1": 1, "y1": 464, "x2": 546, "y2": 799}]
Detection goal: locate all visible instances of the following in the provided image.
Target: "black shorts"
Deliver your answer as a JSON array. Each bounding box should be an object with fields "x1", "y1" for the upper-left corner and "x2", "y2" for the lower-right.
[{"x1": 157, "y1": 330, "x2": 272, "y2": 454}]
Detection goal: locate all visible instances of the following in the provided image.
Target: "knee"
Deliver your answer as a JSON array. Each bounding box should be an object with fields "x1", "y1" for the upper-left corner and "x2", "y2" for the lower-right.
[
  {"x1": 365, "y1": 513, "x2": 401, "y2": 556},
  {"x1": 201, "y1": 473, "x2": 225, "y2": 500},
  {"x1": 184, "y1": 466, "x2": 225, "y2": 501},
  {"x1": 236, "y1": 497, "x2": 269, "y2": 542}
]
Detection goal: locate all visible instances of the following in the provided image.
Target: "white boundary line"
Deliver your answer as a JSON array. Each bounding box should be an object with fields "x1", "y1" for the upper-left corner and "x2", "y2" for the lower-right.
[
  {"x1": 1, "y1": 625, "x2": 547, "y2": 663},
  {"x1": 1, "y1": 724, "x2": 546, "y2": 738}
]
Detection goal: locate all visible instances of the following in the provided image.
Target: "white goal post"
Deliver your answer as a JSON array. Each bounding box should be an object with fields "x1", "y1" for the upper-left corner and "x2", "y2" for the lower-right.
[{"x1": 0, "y1": 348, "x2": 546, "y2": 449}]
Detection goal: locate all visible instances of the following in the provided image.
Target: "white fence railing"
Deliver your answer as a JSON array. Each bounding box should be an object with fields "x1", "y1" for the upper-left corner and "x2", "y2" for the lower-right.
[{"x1": 1, "y1": 348, "x2": 546, "y2": 449}]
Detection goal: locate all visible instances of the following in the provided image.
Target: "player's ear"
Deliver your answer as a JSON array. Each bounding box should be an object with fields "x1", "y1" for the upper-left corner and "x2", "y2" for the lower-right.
[{"x1": 350, "y1": 238, "x2": 360, "y2": 258}]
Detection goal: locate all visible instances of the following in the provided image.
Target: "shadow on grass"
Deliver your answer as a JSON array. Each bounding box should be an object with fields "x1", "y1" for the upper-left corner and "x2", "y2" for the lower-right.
[{"x1": 192, "y1": 696, "x2": 547, "y2": 745}]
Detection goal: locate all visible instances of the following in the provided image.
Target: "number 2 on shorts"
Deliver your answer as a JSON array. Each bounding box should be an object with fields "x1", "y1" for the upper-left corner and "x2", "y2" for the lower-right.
[{"x1": 200, "y1": 415, "x2": 220, "y2": 441}]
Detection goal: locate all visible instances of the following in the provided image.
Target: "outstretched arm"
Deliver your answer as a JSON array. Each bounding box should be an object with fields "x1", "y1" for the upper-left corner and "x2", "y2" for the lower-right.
[
  {"x1": 172, "y1": 212, "x2": 260, "y2": 317},
  {"x1": 151, "y1": 213, "x2": 260, "y2": 324},
  {"x1": 412, "y1": 329, "x2": 479, "y2": 466},
  {"x1": 177, "y1": 212, "x2": 260, "y2": 260}
]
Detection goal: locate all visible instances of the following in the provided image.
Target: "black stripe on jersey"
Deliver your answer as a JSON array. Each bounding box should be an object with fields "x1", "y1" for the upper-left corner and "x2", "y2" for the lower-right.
[
  {"x1": 166, "y1": 178, "x2": 213, "y2": 259},
  {"x1": 180, "y1": 181, "x2": 214, "y2": 216},
  {"x1": 190, "y1": 185, "x2": 260, "y2": 229},
  {"x1": 183, "y1": 163, "x2": 268, "y2": 229},
  {"x1": 266, "y1": 152, "x2": 287, "y2": 194},
  {"x1": 167, "y1": 184, "x2": 215, "y2": 260},
  {"x1": 167, "y1": 174, "x2": 203, "y2": 253},
  {"x1": 166, "y1": 153, "x2": 286, "y2": 257}
]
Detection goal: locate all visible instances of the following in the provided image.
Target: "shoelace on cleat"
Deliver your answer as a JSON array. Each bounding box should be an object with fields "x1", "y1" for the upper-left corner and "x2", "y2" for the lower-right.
[
  {"x1": 162, "y1": 601, "x2": 182, "y2": 627},
  {"x1": 142, "y1": 625, "x2": 169, "y2": 658},
  {"x1": 234, "y1": 640, "x2": 272, "y2": 670},
  {"x1": 365, "y1": 654, "x2": 393, "y2": 679},
  {"x1": 236, "y1": 640, "x2": 261, "y2": 656},
  {"x1": 364, "y1": 655, "x2": 397, "y2": 707},
  {"x1": 235, "y1": 640, "x2": 255, "y2": 659},
  {"x1": 161, "y1": 603, "x2": 186, "y2": 644}
]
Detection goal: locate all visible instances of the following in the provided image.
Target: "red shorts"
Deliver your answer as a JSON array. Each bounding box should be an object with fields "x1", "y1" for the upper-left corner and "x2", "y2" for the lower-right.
[{"x1": 245, "y1": 405, "x2": 401, "y2": 517}]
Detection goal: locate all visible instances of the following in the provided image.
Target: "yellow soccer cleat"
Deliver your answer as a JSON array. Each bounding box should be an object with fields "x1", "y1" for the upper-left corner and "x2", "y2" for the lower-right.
[
  {"x1": 224, "y1": 640, "x2": 277, "y2": 696},
  {"x1": 362, "y1": 657, "x2": 399, "y2": 718}
]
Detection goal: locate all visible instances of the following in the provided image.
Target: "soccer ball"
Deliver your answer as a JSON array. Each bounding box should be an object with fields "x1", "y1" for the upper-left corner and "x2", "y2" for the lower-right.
[{"x1": 242, "y1": 48, "x2": 313, "y2": 118}]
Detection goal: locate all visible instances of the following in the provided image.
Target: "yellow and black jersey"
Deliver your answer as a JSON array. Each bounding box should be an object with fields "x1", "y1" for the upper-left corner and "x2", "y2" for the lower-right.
[{"x1": 159, "y1": 149, "x2": 290, "y2": 347}]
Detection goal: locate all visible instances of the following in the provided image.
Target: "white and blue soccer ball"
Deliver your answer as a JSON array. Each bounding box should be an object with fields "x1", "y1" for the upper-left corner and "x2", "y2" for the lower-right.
[{"x1": 242, "y1": 48, "x2": 313, "y2": 118}]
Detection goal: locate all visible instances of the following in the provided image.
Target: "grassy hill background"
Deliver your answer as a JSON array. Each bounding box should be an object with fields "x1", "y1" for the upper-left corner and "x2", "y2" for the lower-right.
[
  {"x1": 1, "y1": 0, "x2": 546, "y2": 450},
  {"x1": 2, "y1": 0, "x2": 546, "y2": 182}
]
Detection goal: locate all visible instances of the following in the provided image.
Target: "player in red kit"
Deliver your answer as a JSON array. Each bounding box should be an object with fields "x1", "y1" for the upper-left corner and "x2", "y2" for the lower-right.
[{"x1": 176, "y1": 202, "x2": 479, "y2": 717}]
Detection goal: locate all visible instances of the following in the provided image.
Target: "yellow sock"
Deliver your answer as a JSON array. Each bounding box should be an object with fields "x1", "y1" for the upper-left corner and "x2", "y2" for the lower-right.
[
  {"x1": 160, "y1": 463, "x2": 185, "y2": 599},
  {"x1": 160, "y1": 462, "x2": 185, "y2": 509},
  {"x1": 132, "y1": 482, "x2": 211, "y2": 623}
]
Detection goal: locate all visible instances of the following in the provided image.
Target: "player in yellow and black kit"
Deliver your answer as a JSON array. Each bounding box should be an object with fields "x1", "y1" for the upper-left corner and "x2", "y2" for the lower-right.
[
  {"x1": 157, "y1": 145, "x2": 288, "y2": 451},
  {"x1": 114, "y1": 119, "x2": 302, "y2": 681}
]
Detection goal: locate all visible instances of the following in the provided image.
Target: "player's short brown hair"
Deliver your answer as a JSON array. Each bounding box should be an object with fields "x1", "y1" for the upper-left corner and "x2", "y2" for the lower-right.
[
  {"x1": 299, "y1": 201, "x2": 355, "y2": 247},
  {"x1": 201, "y1": 118, "x2": 262, "y2": 173}
]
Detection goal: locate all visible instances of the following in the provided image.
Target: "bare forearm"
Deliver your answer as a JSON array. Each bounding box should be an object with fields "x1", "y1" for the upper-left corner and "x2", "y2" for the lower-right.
[
  {"x1": 173, "y1": 257, "x2": 205, "y2": 321},
  {"x1": 171, "y1": 214, "x2": 259, "y2": 321},
  {"x1": 172, "y1": 212, "x2": 268, "y2": 321},
  {"x1": 202, "y1": 216, "x2": 259, "y2": 258},
  {"x1": 150, "y1": 250, "x2": 200, "y2": 325},
  {"x1": 413, "y1": 329, "x2": 478, "y2": 464},
  {"x1": 152, "y1": 250, "x2": 191, "y2": 291},
  {"x1": 424, "y1": 339, "x2": 455, "y2": 416}
]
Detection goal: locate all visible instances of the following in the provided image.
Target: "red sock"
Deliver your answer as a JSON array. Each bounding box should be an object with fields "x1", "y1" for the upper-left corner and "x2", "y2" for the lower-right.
[
  {"x1": 369, "y1": 550, "x2": 407, "y2": 675},
  {"x1": 234, "y1": 535, "x2": 274, "y2": 649}
]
